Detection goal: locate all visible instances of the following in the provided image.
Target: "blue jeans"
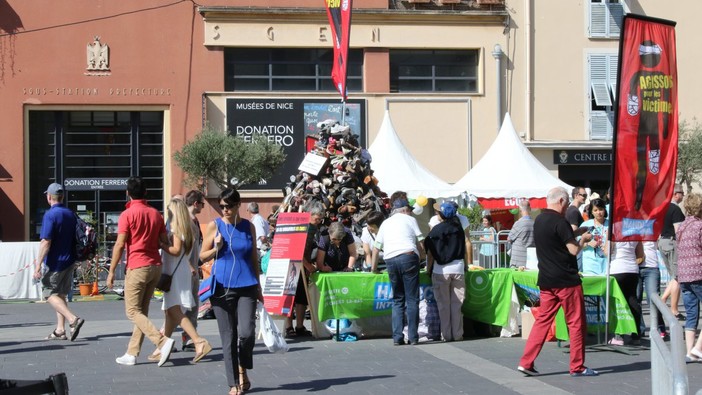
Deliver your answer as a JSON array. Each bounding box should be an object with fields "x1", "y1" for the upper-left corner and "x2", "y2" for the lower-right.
[
  {"x1": 637, "y1": 267, "x2": 664, "y2": 333},
  {"x1": 386, "y1": 252, "x2": 420, "y2": 343},
  {"x1": 681, "y1": 281, "x2": 702, "y2": 331}
]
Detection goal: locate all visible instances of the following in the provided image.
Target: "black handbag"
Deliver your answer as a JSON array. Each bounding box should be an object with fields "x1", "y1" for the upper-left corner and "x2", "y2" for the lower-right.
[{"x1": 156, "y1": 253, "x2": 185, "y2": 292}]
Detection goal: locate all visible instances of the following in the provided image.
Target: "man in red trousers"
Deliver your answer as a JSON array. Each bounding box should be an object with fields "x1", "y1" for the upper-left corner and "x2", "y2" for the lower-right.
[{"x1": 517, "y1": 186, "x2": 598, "y2": 377}]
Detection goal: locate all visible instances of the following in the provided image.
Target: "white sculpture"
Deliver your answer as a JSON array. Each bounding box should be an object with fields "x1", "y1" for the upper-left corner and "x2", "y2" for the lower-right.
[{"x1": 87, "y1": 36, "x2": 109, "y2": 71}]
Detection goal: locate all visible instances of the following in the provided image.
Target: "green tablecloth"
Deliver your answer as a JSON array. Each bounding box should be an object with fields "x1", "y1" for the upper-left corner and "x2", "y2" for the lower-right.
[
  {"x1": 312, "y1": 269, "x2": 637, "y2": 339},
  {"x1": 312, "y1": 272, "x2": 432, "y2": 321}
]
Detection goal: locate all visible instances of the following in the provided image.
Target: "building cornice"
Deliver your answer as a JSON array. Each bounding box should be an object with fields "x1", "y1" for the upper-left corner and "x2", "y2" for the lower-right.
[
  {"x1": 524, "y1": 140, "x2": 613, "y2": 150},
  {"x1": 199, "y1": 7, "x2": 508, "y2": 25}
]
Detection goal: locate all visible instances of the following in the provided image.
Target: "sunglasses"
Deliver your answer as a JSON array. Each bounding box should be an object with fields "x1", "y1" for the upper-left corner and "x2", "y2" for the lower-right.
[
  {"x1": 219, "y1": 202, "x2": 239, "y2": 210},
  {"x1": 578, "y1": 193, "x2": 588, "y2": 198}
]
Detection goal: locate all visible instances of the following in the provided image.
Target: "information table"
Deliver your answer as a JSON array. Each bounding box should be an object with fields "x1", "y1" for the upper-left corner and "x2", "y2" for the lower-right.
[{"x1": 310, "y1": 269, "x2": 637, "y2": 340}]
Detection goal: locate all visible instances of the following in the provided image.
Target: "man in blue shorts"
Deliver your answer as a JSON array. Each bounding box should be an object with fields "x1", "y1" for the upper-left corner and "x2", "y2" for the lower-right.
[{"x1": 32, "y1": 183, "x2": 85, "y2": 341}]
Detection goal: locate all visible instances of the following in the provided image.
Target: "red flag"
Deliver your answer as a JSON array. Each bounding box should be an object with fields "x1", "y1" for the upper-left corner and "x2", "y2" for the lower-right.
[
  {"x1": 324, "y1": 0, "x2": 353, "y2": 100},
  {"x1": 610, "y1": 15, "x2": 678, "y2": 241}
]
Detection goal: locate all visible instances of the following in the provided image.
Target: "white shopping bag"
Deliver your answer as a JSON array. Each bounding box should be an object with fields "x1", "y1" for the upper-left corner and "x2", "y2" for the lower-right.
[{"x1": 257, "y1": 302, "x2": 289, "y2": 354}]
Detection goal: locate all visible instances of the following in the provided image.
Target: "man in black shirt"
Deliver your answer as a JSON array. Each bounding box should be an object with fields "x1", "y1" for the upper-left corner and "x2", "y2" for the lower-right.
[
  {"x1": 565, "y1": 186, "x2": 587, "y2": 230},
  {"x1": 659, "y1": 184, "x2": 686, "y2": 320},
  {"x1": 518, "y1": 187, "x2": 598, "y2": 377}
]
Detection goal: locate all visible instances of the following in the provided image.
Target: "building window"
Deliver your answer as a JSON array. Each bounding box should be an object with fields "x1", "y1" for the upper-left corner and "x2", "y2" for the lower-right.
[
  {"x1": 589, "y1": 0, "x2": 625, "y2": 38},
  {"x1": 390, "y1": 49, "x2": 479, "y2": 93},
  {"x1": 224, "y1": 48, "x2": 363, "y2": 92},
  {"x1": 28, "y1": 111, "x2": 164, "y2": 241},
  {"x1": 588, "y1": 53, "x2": 618, "y2": 140}
]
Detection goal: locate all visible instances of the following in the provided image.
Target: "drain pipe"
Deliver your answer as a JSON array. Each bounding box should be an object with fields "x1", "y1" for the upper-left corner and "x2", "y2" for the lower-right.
[{"x1": 492, "y1": 43, "x2": 504, "y2": 132}]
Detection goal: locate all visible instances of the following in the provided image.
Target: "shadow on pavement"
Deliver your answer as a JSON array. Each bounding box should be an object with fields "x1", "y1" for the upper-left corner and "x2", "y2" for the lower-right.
[{"x1": 255, "y1": 375, "x2": 395, "y2": 392}]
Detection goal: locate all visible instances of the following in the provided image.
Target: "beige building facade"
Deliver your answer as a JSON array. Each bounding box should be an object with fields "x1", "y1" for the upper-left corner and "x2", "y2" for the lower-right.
[{"x1": 0, "y1": 0, "x2": 698, "y2": 241}]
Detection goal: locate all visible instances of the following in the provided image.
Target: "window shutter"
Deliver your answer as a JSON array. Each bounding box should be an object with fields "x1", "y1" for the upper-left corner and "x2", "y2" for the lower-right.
[
  {"x1": 589, "y1": 54, "x2": 612, "y2": 105},
  {"x1": 589, "y1": 3, "x2": 607, "y2": 38},
  {"x1": 607, "y1": 3, "x2": 625, "y2": 38},
  {"x1": 609, "y1": 54, "x2": 619, "y2": 100},
  {"x1": 591, "y1": 111, "x2": 612, "y2": 140}
]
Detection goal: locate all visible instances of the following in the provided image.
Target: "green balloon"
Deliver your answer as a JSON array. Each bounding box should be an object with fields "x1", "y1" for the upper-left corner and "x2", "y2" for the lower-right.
[
  {"x1": 509, "y1": 208, "x2": 519, "y2": 215},
  {"x1": 408, "y1": 198, "x2": 416, "y2": 206}
]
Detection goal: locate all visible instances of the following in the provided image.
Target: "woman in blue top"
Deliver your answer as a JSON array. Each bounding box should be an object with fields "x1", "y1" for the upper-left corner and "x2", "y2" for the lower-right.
[
  {"x1": 580, "y1": 198, "x2": 609, "y2": 275},
  {"x1": 200, "y1": 188, "x2": 263, "y2": 395}
]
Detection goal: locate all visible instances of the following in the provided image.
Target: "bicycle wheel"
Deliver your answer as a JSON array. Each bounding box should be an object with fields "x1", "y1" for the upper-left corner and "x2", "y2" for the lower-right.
[{"x1": 96, "y1": 267, "x2": 110, "y2": 293}]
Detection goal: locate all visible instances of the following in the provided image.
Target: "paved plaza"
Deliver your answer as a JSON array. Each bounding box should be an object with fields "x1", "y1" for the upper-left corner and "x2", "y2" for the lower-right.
[{"x1": 1, "y1": 297, "x2": 701, "y2": 395}]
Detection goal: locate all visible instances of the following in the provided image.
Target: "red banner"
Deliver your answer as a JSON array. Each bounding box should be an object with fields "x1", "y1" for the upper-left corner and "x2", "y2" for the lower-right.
[
  {"x1": 611, "y1": 15, "x2": 678, "y2": 241},
  {"x1": 478, "y1": 197, "x2": 547, "y2": 210},
  {"x1": 262, "y1": 212, "x2": 310, "y2": 316},
  {"x1": 324, "y1": 0, "x2": 353, "y2": 100}
]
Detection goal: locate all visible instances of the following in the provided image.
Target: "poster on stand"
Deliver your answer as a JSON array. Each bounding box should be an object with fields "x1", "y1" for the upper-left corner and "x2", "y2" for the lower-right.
[{"x1": 262, "y1": 212, "x2": 310, "y2": 316}]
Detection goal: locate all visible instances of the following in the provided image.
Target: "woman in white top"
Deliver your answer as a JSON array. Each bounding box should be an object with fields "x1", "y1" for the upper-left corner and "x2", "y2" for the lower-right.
[
  {"x1": 608, "y1": 240, "x2": 644, "y2": 345},
  {"x1": 361, "y1": 212, "x2": 384, "y2": 271},
  {"x1": 150, "y1": 198, "x2": 211, "y2": 363}
]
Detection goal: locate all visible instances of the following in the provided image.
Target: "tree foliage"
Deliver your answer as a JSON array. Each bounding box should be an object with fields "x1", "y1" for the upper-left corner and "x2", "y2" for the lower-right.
[
  {"x1": 677, "y1": 118, "x2": 702, "y2": 193},
  {"x1": 173, "y1": 126, "x2": 286, "y2": 191}
]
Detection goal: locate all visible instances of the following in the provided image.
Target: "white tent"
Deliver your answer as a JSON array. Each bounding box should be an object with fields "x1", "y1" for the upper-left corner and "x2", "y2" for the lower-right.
[
  {"x1": 368, "y1": 111, "x2": 460, "y2": 199},
  {"x1": 453, "y1": 113, "x2": 573, "y2": 208}
]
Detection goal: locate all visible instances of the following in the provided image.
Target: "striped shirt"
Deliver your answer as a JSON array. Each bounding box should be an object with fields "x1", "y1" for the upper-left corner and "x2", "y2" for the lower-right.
[{"x1": 508, "y1": 216, "x2": 534, "y2": 267}]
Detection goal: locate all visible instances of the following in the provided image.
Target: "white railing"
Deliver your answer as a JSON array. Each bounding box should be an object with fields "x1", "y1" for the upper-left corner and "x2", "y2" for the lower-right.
[{"x1": 650, "y1": 292, "x2": 688, "y2": 394}]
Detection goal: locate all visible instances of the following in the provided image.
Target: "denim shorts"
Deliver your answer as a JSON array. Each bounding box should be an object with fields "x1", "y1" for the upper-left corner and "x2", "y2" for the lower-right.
[{"x1": 680, "y1": 280, "x2": 702, "y2": 331}]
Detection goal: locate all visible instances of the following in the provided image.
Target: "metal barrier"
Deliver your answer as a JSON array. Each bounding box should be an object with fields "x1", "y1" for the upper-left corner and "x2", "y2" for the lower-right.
[
  {"x1": 650, "y1": 292, "x2": 688, "y2": 394},
  {"x1": 469, "y1": 230, "x2": 510, "y2": 269}
]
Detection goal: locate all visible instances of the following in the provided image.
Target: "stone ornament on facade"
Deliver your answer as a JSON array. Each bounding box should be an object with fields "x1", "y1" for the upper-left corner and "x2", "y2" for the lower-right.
[{"x1": 86, "y1": 36, "x2": 110, "y2": 72}]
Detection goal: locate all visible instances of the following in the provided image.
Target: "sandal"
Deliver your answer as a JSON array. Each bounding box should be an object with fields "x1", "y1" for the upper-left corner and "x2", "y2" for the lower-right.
[
  {"x1": 295, "y1": 326, "x2": 313, "y2": 337},
  {"x1": 284, "y1": 326, "x2": 296, "y2": 339},
  {"x1": 239, "y1": 366, "x2": 251, "y2": 392},
  {"x1": 228, "y1": 386, "x2": 243, "y2": 395},
  {"x1": 46, "y1": 330, "x2": 67, "y2": 340},
  {"x1": 193, "y1": 339, "x2": 212, "y2": 363},
  {"x1": 69, "y1": 317, "x2": 85, "y2": 342}
]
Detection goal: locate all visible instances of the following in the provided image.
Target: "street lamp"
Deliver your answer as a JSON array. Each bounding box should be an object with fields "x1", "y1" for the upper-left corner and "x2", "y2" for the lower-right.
[{"x1": 492, "y1": 43, "x2": 504, "y2": 132}]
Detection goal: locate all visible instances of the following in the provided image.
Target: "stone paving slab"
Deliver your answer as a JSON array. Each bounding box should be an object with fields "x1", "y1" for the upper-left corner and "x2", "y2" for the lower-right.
[{"x1": 0, "y1": 300, "x2": 700, "y2": 394}]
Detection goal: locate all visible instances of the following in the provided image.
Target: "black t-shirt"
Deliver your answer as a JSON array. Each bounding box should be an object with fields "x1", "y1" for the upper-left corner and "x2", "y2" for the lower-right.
[
  {"x1": 424, "y1": 219, "x2": 465, "y2": 265},
  {"x1": 317, "y1": 230, "x2": 354, "y2": 271},
  {"x1": 565, "y1": 205, "x2": 584, "y2": 228},
  {"x1": 534, "y1": 208, "x2": 581, "y2": 289},
  {"x1": 661, "y1": 202, "x2": 685, "y2": 239}
]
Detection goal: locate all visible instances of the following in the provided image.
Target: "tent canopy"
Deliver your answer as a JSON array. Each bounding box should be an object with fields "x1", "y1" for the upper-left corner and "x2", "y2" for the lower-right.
[
  {"x1": 368, "y1": 111, "x2": 460, "y2": 199},
  {"x1": 453, "y1": 113, "x2": 573, "y2": 208}
]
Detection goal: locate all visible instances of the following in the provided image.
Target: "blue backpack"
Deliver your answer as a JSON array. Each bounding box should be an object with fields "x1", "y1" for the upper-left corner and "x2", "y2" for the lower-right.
[{"x1": 75, "y1": 215, "x2": 98, "y2": 261}]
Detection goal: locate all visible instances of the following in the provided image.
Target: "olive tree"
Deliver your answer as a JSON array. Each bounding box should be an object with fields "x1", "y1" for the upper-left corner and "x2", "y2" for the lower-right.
[
  {"x1": 173, "y1": 126, "x2": 286, "y2": 191},
  {"x1": 677, "y1": 118, "x2": 702, "y2": 193}
]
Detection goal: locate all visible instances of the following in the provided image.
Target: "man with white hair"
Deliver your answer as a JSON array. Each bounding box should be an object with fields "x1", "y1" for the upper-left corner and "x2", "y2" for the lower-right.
[
  {"x1": 518, "y1": 187, "x2": 597, "y2": 377},
  {"x1": 247, "y1": 202, "x2": 270, "y2": 255},
  {"x1": 508, "y1": 200, "x2": 535, "y2": 268},
  {"x1": 371, "y1": 195, "x2": 425, "y2": 346}
]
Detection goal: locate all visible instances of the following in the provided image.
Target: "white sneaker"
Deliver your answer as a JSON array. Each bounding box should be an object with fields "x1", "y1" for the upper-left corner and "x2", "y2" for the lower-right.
[
  {"x1": 158, "y1": 338, "x2": 175, "y2": 367},
  {"x1": 116, "y1": 353, "x2": 136, "y2": 366}
]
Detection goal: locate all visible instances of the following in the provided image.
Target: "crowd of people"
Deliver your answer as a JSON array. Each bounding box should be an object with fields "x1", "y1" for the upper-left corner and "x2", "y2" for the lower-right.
[{"x1": 32, "y1": 175, "x2": 700, "y2": 389}]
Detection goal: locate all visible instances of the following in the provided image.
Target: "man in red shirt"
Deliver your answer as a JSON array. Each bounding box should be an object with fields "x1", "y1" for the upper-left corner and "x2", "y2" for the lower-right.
[{"x1": 107, "y1": 176, "x2": 174, "y2": 367}]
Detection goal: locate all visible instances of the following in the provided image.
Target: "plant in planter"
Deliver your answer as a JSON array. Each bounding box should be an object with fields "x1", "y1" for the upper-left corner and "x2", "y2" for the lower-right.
[{"x1": 75, "y1": 259, "x2": 99, "y2": 296}]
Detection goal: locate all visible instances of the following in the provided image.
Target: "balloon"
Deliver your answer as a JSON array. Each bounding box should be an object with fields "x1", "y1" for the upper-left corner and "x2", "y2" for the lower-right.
[
  {"x1": 416, "y1": 195, "x2": 428, "y2": 207},
  {"x1": 509, "y1": 208, "x2": 519, "y2": 215},
  {"x1": 412, "y1": 203, "x2": 424, "y2": 215},
  {"x1": 408, "y1": 198, "x2": 416, "y2": 207}
]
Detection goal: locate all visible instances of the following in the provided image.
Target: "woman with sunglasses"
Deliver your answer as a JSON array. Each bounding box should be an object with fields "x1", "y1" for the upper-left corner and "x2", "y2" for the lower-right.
[
  {"x1": 200, "y1": 188, "x2": 263, "y2": 395},
  {"x1": 316, "y1": 221, "x2": 358, "y2": 272},
  {"x1": 580, "y1": 198, "x2": 608, "y2": 275}
]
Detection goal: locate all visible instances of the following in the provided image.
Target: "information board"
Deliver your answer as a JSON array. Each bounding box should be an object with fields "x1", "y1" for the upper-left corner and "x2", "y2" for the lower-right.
[
  {"x1": 262, "y1": 212, "x2": 310, "y2": 316},
  {"x1": 226, "y1": 98, "x2": 366, "y2": 191}
]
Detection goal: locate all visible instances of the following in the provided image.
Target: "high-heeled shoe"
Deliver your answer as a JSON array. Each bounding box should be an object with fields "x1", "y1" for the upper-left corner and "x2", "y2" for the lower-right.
[
  {"x1": 193, "y1": 339, "x2": 212, "y2": 363},
  {"x1": 238, "y1": 366, "x2": 251, "y2": 391}
]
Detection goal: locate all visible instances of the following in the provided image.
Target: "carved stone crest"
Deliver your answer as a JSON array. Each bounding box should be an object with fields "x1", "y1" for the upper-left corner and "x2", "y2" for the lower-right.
[{"x1": 86, "y1": 36, "x2": 109, "y2": 71}]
